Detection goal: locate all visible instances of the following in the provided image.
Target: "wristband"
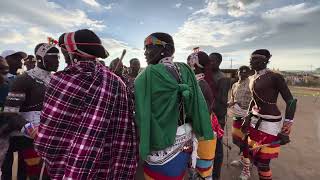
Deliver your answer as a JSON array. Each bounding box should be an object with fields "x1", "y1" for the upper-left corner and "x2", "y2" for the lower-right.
[{"x1": 284, "y1": 119, "x2": 294, "y2": 123}]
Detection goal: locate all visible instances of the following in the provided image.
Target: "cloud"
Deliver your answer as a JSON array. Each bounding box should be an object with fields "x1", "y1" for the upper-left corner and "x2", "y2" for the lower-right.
[
  {"x1": 248, "y1": 2, "x2": 320, "y2": 50},
  {"x1": 227, "y1": 0, "x2": 247, "y2": 17},
  {"x1": 0, "y1": 0, "x2": 107, "y2": 71},
  {"x1": 188, "y1": 6, "x2": 194, "y2": 10},
  {"x1": 0, "y1": 27, "x2": 56, "y2": 49},
  {"x1": 82, "y1": 0, "x2": 100, "y2": 7},
  {"x1": 0, "y1": 30, "x2": 24, "y2": 44},
  {"x1": 173, "y1": 0, "x2": 320, "y2": 70},
  {"x1": 175, "y1": 3, "x2": 182, "y2": 8},
  {"x1": 0, "y1": 0, "x2": 105, "y2": 32},
  {"x1": 244, "y1": 36, "x2": 258, "y2": 42},
  {"x1": 193, "y1": 1, "x2": 226, "y2": 16},
  {"x1": 195, "y1": 0, "x2": 260, "y2": 17},
  {"x1": 174, "y1": 16, "x2": 258, "y2": 50},
  {"x1": 262, "y1": 3, "x2": 320, "y2": 23},
  {"x1": 241, "y1": 0, "x2": 259, "y2": 4},
  {"x1": 82, "y1": 0, "x2": 114, "y2": 11},
  {"x1": 23, "y1": 27, "x2": 55, "y2": 49},
  {"x1": 104, "y1": 3, "x2": 114, "y2": 10},
  {"x1": 103, "y1": 38, "x2": 131, "y2": 52},
  {"x1": 102, "y1": 38, "x2": 144, "y2": 66}
]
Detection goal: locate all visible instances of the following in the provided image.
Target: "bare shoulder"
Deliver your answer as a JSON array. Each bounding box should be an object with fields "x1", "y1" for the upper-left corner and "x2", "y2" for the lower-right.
[{"x1": 270, "y1": 71, "x2": 285, "y2": 80}]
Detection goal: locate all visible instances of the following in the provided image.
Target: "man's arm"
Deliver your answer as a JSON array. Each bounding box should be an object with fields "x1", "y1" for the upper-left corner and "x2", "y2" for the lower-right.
[
  {"x1": 240, "y1": 99, "x2": 255, "y2": 132},
  {"x1": 228, "y1": 83, "x2": 236, "y2": 107},
  {"x1": 220, "y1": 77, "x2": 231, "y2": 108},
  {"x1": 276, "y1": 74, "x2": 295, "y2": 120},
  {"x1": 276, "y1": 74, "x2": 296, "y2": 135},
  {"x1": 247, "y1": 98, "x2": 255, "y2": 113}
]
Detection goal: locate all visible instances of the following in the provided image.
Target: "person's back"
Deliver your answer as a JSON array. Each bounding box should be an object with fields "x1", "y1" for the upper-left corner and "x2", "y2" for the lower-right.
[
  {"x1": 135, "y1": 60, "x2": 212, "y2": 152},
  {"x1": 34, "y1": 29, "x2": 138, "y2": 179},
  {"x1": 212, "y1": 70, "x2": 230, "y2": 122},
  {"x1": 135, "y1": 33, "x2": 213, "y2": 180}
]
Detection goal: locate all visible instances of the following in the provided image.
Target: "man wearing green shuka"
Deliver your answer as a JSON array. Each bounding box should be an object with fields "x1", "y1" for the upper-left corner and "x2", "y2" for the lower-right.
[{"x1": 135, "y1": 32, "x2": 214, "y2": 179}]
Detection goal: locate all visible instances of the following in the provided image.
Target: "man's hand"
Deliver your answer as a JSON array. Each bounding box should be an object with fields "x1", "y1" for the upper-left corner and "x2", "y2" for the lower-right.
[
  {"x1": 278, "y1": 133, "x2": 290, "y2": 145},
  {"x1": 23, "y1": 123, "x2": 39, "y2": 139},
  {"x1": 281, "y1": 120, "x2": 293, "y2": 135}
]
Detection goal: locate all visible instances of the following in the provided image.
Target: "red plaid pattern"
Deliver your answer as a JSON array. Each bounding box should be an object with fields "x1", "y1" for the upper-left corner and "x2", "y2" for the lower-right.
[
  {"x1": 211, "y1": 114, "x2": 224, "y2": 138},
  {"x1": 34, "y1": 61, "x2": 138, "y2": 179}
]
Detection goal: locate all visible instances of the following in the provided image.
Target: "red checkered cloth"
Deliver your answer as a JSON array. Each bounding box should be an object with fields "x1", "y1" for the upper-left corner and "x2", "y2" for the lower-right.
[
  {"x1": 211, "y1": 114, "x2": 224, "y2": 138},
  {"x1": 34, "y1": 61, "x2": 138, "y2": 179}
]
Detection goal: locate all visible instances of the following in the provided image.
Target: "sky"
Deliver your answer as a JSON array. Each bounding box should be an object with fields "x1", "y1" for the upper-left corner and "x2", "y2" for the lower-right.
[{"x1": 0, "y1": 0, "x2": 319, "y2": 70}]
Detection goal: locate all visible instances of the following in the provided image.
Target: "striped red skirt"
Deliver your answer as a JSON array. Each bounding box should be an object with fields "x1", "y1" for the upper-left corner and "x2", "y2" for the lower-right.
[{"x1": 248, "y1": 127, "x2": 280, "y2": 160}]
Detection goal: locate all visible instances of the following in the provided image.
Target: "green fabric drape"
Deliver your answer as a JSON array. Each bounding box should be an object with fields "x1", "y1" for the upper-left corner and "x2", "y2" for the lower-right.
[{"x1": 134, "y1": 62, "x2": 214, "y2": 160}]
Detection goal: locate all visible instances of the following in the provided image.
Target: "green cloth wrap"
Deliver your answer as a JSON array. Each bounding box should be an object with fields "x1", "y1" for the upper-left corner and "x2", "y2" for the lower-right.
[{"x1": 134, "y1": 62, "x2": 214, "y2": 160}]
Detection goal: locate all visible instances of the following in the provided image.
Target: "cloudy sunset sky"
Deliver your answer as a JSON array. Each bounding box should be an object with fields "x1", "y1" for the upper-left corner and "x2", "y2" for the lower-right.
[{"x1": 0, "y1": 0, "x2": 319, "y2": 70}]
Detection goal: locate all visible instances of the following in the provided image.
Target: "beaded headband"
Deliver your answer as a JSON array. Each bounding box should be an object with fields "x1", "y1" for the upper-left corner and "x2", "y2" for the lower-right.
[
  {"x1": 250, "y1": 54, "x2": 271, "y2": 60},
  {"x1": 144, "y1": 36, "x2": 168, "y2": 48},
  {"x1": 36, "y1": 43, "x2": 58, "y2": 58}
]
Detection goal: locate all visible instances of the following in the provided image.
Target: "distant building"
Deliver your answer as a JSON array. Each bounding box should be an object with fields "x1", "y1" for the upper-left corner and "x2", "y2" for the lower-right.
[{"x1": 282, "y1": 71, "x2": 320, "y2": 87}]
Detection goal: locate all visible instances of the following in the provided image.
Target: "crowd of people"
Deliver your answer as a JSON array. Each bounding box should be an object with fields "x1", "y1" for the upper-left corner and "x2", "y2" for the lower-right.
[{"x1": 0, "y1": 29, "x2": 297, "y2": 180}]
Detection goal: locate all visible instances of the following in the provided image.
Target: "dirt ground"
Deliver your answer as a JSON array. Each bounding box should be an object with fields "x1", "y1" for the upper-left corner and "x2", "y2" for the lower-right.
[{"x1": 136, "y1": 88, "x2": 320, "y2": 179}]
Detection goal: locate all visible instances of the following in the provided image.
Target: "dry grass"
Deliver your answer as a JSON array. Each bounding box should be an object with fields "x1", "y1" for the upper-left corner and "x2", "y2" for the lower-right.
[{"x1": 289, "y1": 86, "x2": 320, "y2": 97}]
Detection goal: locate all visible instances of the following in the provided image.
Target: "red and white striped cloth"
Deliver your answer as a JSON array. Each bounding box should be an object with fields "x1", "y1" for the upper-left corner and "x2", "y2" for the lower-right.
[{"x1": 211, "y1": 114, "x2": 224, "y2": 138}]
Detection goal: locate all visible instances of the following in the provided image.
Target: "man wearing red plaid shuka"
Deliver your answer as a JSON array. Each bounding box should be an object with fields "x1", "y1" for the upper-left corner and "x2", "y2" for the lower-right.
[{"x1": 34, "y1": 29, "x2": 138, "y2": 179}]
